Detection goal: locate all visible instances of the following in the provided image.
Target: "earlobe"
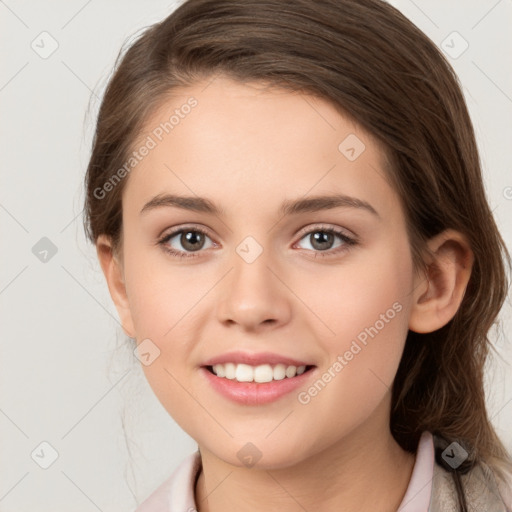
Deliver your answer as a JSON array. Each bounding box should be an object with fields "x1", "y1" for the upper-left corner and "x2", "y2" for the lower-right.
[
  {"x1": 96, "y1": 234, "x2": 136, "y2": 338},
  {"x1": 408, "y1": 230, "x2": 473, "y2": 334}
]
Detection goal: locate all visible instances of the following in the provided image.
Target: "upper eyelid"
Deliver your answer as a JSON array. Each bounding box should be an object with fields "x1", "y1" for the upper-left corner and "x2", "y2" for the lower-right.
[
  {"x1": 159, "y1": 223, "x2": 209, "y2": 237},
  {"x1": 295, "y1": 223, "x2": 356, "y2": 240},
  {"x1": 160, "y1": 223, "x2": 357, "y2": 245}
]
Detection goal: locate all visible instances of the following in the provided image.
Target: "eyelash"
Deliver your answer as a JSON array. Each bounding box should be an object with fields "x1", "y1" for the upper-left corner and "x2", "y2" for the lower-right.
[{"x1": 156, "y1": 224, "x2": 358, "y2": 260}]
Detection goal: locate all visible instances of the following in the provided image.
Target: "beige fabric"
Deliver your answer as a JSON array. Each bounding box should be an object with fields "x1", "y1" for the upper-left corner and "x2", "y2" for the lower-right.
[{"x1": 429, "y1": 459, "x2": 510, "y2": 511}]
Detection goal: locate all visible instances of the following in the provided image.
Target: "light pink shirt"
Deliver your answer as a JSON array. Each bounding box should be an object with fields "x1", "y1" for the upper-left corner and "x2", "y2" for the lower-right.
[{"x1": 135, "y1": 431, "x2": 434, "y2": 512}]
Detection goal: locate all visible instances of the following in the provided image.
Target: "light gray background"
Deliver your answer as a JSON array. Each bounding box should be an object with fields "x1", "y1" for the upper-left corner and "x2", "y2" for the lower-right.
[{"x1": 1, "y1": 1, "x2": 511, "y2": 510}]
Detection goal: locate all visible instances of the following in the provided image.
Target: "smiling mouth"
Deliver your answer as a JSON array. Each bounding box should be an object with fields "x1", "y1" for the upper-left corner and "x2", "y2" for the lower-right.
[{"x1": 205, "y1": 363, "x2": 316, "y2": 383}]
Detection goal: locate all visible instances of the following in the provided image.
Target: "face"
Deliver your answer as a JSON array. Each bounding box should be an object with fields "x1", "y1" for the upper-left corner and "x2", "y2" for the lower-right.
[{"x1": 114, "y1": 75, "x2": 418, "y2": 468}]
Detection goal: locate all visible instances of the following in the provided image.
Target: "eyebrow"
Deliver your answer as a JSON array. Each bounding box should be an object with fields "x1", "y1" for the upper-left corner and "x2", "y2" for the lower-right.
[{"x1": 140, "y1": 193, "x2": 380, "y2": 218}]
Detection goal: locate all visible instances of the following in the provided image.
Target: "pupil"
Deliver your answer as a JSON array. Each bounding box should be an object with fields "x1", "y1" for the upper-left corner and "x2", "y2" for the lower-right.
[
  {"x1": 312, "y1": 231, "x2": 333, "y2": 250},
  {"x1": 183, "y1": 231, "x2": 204, "y2": 251}
]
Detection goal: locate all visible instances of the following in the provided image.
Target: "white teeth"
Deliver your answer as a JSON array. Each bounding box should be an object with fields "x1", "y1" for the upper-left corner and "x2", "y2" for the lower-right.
[
  {"x1": 211, "y1": 363, "x2": 309, "y2": 382},
  {"x1": 253, "y1": 364, "x2": 273, "y2": 383},
  {"x1": 215, "y1": 364, "x2": 226, "y2": 378},
  {"x1": 224, "y1": 363, "x2": 236, "y2": 379},
  {"x1": 273, "y1": 364, "x2": 286, "y2": 381},
  {"x1": 285, "y1": 365, "x2": 297, "y2": 378},
  {"x1": 235, "y1": 364, "x2": 254, "y2": 382}
]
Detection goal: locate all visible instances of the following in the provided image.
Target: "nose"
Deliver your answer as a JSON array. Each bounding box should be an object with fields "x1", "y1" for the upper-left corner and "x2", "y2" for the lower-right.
[{"x1": 216, "y1": 244, "x2": 292, "y2": 332}]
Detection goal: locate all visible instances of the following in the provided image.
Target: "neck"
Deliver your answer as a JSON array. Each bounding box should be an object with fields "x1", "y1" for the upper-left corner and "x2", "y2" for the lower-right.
[{"x1": 194, "y1": 399, "x2": 416, "y2": 512}]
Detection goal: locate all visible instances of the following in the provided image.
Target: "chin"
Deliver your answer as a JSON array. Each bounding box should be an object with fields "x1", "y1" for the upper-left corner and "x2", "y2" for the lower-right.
[{"x1": 206, "y1": 437, "x2": 313, "y2": 471}]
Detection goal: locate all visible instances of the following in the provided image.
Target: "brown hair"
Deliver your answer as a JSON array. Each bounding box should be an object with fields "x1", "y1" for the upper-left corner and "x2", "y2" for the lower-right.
[{"x1": 83, "y1": 0, "x2": 512, "y2": 499}]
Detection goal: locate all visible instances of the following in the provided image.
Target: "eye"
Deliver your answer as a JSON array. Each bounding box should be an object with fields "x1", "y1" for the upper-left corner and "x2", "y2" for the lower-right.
[
  {"x1": 294, "y1": 225, "x2": 357, "y2": 256},
  {"x1": 157, "y1": 224, "x2": 358, "y2": 260},
  {"x1": 157, "y1": 226, "x2": 215, "y2": 259}
]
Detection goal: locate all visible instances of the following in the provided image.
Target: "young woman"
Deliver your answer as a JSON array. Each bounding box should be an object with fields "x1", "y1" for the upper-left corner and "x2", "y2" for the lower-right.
[{"x1": 83, "y1": 0, "x2": 512, "y2": 510}]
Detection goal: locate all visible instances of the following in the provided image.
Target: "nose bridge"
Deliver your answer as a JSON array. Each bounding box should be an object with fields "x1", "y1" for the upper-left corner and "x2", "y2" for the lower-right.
[
  {"x1": 230, "y1": 234, "x2": 276, "y2": 300},
  {"x1": 237, "y1": 238, "x2": 271, "y2": 280},
  {"x1": 216, "y1": 233, "x2": 291, "y2": 329}
]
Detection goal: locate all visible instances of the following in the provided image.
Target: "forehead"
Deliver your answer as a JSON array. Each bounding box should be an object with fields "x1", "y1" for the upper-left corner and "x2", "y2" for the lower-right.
[{"x1": 123, "y1": 76, "x2": 398, "y2": 220}]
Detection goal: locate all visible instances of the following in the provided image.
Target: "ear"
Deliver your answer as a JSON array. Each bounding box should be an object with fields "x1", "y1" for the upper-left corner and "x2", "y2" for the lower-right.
[
  {"x1": 96, "y1": 234, "x2": 135, "y2": 338},
  {"x1": 409, "y1": 229, "x2": 473, "y2": 334}
]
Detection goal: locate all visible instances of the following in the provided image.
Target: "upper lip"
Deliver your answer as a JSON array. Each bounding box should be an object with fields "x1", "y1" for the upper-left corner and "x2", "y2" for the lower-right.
[{"x1": 202, "y1": 351, "x2": 314, "y2": 368}]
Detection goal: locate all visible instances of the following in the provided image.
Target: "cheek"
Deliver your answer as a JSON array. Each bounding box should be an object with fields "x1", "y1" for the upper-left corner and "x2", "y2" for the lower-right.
[
  {"x1": 308, "y1": 240, "x2": 413, "y2": 417},
  {"x1": 121, "y1": 241, "x2": 216, "y2": 379},
  {"x1": 124, "y1": 256, "x2": 206, "y2": 427},
  {"x1": 336, "y1": 239, "x2": 412, "y2": 359},
  {"x1": 294, "y1": 232, "x2": 413, "y2": 350},
  {"x1": 122, "y1": 236, "x2": 206, "y2": 338}
]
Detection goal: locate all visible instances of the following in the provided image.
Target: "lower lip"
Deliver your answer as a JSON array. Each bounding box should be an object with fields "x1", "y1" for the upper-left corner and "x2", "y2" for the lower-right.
[{"x1": 200, "y1": 366, "x2": 316, "y2": 405}]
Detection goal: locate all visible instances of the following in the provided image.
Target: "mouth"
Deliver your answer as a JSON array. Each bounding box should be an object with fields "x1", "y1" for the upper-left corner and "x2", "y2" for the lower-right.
[
  {"x1": 204, "y1": 363, "x2": 316, "y2": 383},
  {"x1": 200, "y1": 363, "x2": 318, "y2": 405}
]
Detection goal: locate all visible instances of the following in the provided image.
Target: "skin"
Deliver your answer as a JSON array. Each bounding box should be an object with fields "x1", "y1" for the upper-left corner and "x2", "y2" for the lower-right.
[{"x1": 97, "y1": 75, "x2": 473, "y2": 512}]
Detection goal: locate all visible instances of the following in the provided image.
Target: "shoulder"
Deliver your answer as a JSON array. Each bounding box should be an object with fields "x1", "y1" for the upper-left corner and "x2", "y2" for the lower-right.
[
  {"x1": 133, "y1": 451, "x2": 202, "y2": 512},
  {"x1": 429, "y1": 439, "x2": 512, "y2": 511}
]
